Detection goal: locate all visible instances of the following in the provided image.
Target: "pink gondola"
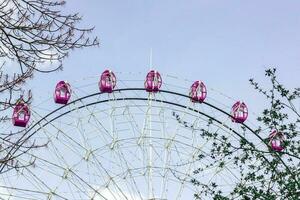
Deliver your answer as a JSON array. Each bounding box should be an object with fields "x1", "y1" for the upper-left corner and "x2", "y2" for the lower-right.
[
  {"x1": 269, "y1": 130, "x2": 285, "y2": 152},
  {"x1": 145, "y1": 70, "x2": 162, "y2": 92},
  {"x1": 231, "y1": 101, "x2": 248, "y2": 123},
  {"x1": 189, "y1": 81, "x2": 207, "y2": 103},
  {"x1": 99, "y1": 70, "x2": 116, "y2": 93},
  {"x1": 12, "y1": 99, "x2": 30, "y2": 127},
  {"x1": 54, "y1": 81, "x2": 71, "y2": 104}
]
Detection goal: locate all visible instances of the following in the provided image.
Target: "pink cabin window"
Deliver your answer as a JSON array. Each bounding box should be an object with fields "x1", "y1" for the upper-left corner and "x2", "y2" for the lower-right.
[
  {"x1": 12, "y1": 102, "x2": 30, "y2": 127},
  {"x1": 54, "y1": 81, "x2": 71, "y2": 104},
  {"x1": 59, "y1": 88, "x2": 67, "y2": 97},
  {"x1": 18, "y1": 111, "x2": 25, "y2": 120},
  {"x1": 231, "y1": 101, "x2": 248, "y2": 123},
  {"x1": 99, "y1": 70, "x2": 116, "y2": 93},
  {"x1": 190, "y1": 81, "x2": 207, "y2": 103},
  {"x1": 145, "y1": 70, "x2": 162, "y2": 92}
]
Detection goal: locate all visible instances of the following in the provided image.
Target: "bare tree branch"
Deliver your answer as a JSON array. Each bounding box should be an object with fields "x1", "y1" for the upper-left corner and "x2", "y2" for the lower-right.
[{"x1": 0, "y1": 0, "x2": 98, "y2": 172}]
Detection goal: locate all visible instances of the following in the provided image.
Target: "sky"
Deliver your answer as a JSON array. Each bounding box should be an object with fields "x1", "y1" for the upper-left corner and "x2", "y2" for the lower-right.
[{"x1": 27, "y1": 0, "x2": 300, "y2": 118}]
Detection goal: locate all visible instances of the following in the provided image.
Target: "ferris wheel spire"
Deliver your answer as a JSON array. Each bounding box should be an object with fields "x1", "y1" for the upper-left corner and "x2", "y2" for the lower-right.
[{"x1": 149, "y1": 48, "x2": 153, "y2": 70}]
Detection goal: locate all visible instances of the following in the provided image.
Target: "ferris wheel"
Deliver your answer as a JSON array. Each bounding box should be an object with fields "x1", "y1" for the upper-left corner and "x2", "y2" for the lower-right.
[{"x1": 0, "y1": 69, "x2": 285, "y2": 200}]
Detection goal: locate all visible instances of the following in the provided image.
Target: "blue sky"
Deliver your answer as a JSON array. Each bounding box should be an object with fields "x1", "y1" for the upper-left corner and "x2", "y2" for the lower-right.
[{"x1": 29, "y1": 0, "x2": 300, "y2": 118}]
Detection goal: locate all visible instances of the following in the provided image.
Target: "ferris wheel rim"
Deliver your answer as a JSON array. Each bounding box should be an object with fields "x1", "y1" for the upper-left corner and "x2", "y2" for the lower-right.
[
  {"x1": 1, "y1": 86, "x2": 298, "y2": 199},
  {"x1": 0, "y1": 88, "x2": 294, "y2": 177}
]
